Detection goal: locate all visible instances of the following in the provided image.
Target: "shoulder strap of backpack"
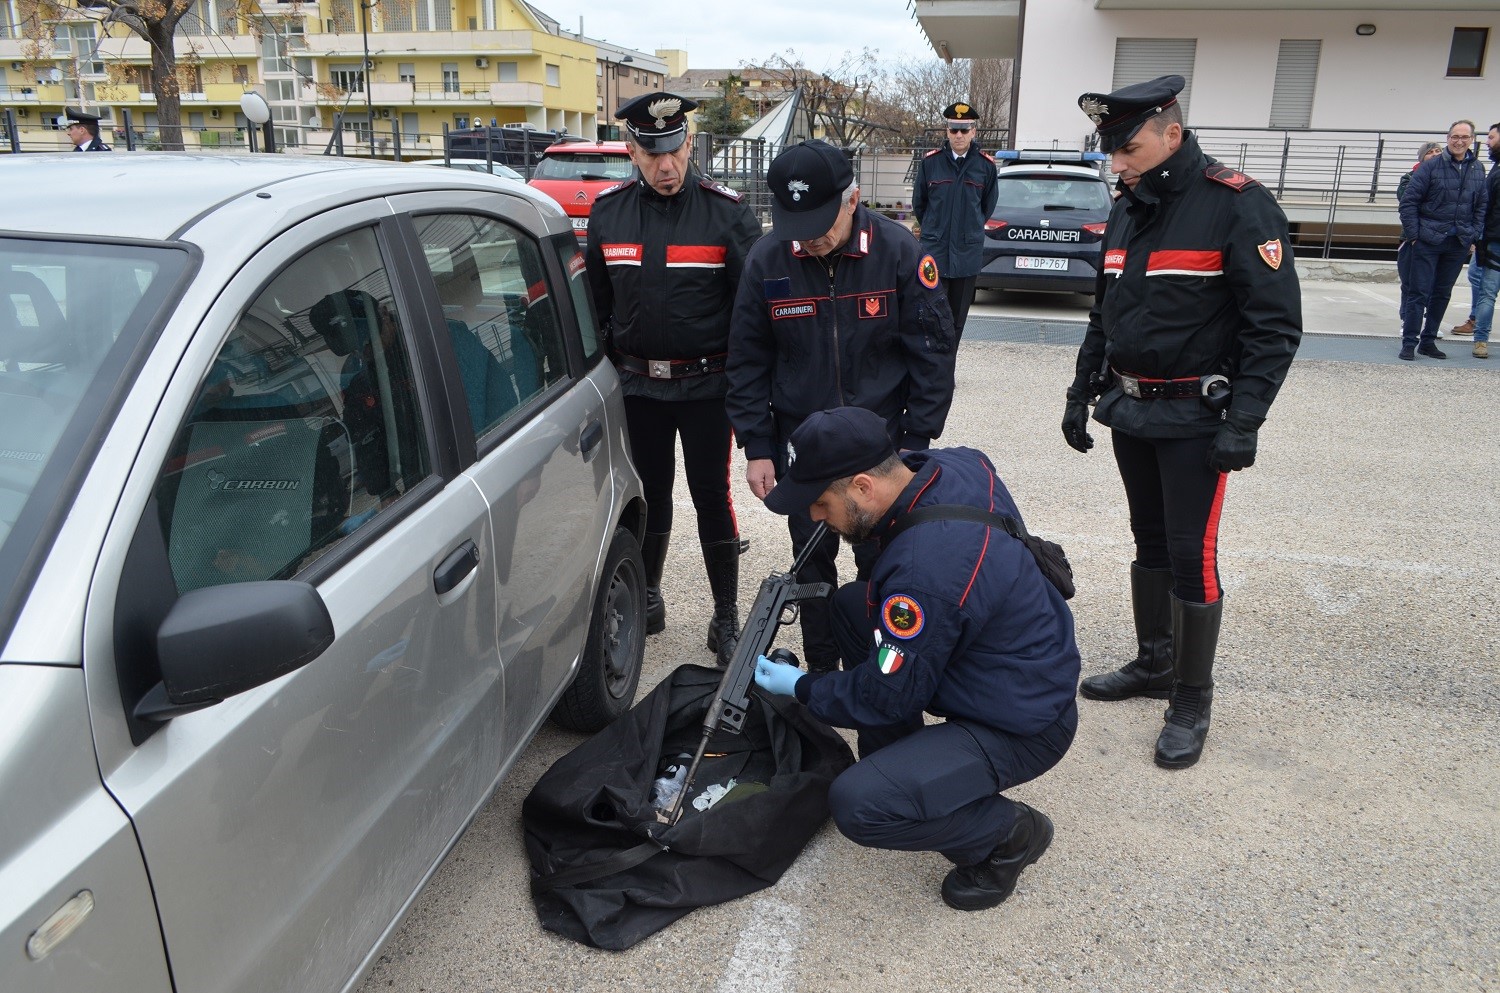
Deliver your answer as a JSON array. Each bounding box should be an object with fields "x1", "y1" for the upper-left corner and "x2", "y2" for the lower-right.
[{"x1": 886, "y1": 503, "x2": 1028, "y2": 544}]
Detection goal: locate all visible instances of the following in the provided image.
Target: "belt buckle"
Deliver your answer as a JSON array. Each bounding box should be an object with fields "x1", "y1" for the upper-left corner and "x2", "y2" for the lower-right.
[
  {"x1": 1121, "y1": 375, "x2": 1142, "y2": 398},
  {"x1": 648, "y1": 360, "x2": 672, "y2": 380}
]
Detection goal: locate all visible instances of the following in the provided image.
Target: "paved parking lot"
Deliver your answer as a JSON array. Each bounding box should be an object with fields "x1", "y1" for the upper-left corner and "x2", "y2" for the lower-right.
[{"x1": 356, "y1": 306, "x2": 1498, "y2": 992}]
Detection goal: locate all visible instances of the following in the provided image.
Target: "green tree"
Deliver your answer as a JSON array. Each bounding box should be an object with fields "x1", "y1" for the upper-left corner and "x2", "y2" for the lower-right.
[{"x1": 697, "y1": 73, "x2": 752, "y2": 137}]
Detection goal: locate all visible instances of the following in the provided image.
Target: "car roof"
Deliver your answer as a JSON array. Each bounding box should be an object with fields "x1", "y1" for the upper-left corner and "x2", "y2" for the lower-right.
[
  {"x1": 0, "y1": 153, "x2": 560, "y2": 242},
  {"x1": 996, "y1": 164, "x2": 1107, "y2": 182},
  {"x1": 540, "y1": 142, "x2": 629, "y2": 156}
]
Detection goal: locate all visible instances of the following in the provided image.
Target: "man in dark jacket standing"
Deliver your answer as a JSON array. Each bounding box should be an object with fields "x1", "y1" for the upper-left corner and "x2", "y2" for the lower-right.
[
  {"x1": 1063, "y1": 75, "x2": 1302, "y2": 770},
  {"x1": 64, "y1": 108, "x2": 111, "y2": 151},
  {"x1": 1398, "y1": 120, "x2": 1488, "y2": 360},
  {"x1": 727, "y1": 140, "x2": 956, "y2": 674},
  {"x1": 752, "y1": 407, "x2": 1079, "y2": 911},
  {"x1": 912, "y1": 102, "x2": 999, "y2": 343},
  {"x1": 586, "y1": 92, "x2": 764, "y2": 665},
  {"x1": 1458, "y1": 123, "x2": 1500, "y2": 359}
]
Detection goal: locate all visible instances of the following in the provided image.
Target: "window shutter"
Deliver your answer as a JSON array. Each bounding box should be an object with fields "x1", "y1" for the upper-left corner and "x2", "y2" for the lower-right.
[
  {"x1": 1112, "y1": 38, "x2": 1197, "y2": 121},
  {"x1": 1269, "y1": 40, "x2": 1320, "y2": 128}
]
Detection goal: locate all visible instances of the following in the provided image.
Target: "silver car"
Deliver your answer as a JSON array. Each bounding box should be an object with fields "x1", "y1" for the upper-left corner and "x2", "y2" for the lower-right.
[{"x1": 0, "y1": 154, "x2": 647, "y2": 992}]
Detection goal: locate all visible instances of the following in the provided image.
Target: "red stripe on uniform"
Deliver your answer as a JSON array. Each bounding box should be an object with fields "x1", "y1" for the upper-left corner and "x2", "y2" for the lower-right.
[
  {"x1": 665, "y1": 244, "x2": 727, "y2": 265},
  {"x1": 601, "y1": 243, "x2": 643, "y2": 263},
  {"x1": 1146, "y1": 249, "x2": 1223, "y2": 274},
  {"x1": 1201, "y1": 471, "x2": 1229, "y2": 602},
  {"x1": 959, "y1": 464, "x2": 1000, "y2": 606},
  {"x1": 1103, "y1": 248, "x2": 1127, "y2": 274}
]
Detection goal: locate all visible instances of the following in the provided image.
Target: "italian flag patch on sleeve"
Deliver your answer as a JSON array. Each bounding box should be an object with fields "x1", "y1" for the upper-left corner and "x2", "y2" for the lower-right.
[{"x1": 877, "y1": 644, "x2": 906, "y2": 675}]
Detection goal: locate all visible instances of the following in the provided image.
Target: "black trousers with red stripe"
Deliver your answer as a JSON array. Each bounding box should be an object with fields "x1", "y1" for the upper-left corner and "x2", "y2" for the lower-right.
[
  {"x1": 1110, "y1": 430, "x2": 1227, "y2": 604},
  {"x1": 624, "y1": 395, "x2": 738, "y2": 543}
]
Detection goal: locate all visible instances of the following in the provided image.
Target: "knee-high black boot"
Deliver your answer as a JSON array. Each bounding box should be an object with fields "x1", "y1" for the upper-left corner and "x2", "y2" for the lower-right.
[
  {"x1": 701, "y1": 538, "x2": 740, "y2": 668},
  {"x1": 641, "y1": 531, "x2": 670, "y2": 636},
  {"x1": 1079, "y1": 563, "x2": 1175, "y2": 701},
  {"x1": 1154, "y1": 594, "x2": 1221, "y2": 769}
]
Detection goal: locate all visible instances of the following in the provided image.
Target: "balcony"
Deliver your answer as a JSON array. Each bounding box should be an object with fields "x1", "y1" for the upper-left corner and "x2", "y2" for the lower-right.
[
  {"x1": 0, "y1": 85, "x2": 41, "y2": 102},
  {"x1": 310, "y1": 29, "x2": 535, "y2": 56},
  {"x1": 366, "y1": 80, "x2": 542, "y2": 106}
]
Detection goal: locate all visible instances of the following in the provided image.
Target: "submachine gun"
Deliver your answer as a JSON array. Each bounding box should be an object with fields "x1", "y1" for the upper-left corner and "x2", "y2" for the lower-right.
[{"x1": 662, "y1": 522, "x2": 832, "y2": 824}]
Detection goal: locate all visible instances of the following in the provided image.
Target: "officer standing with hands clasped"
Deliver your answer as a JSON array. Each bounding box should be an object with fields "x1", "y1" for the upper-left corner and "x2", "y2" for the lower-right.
[
  {"x1": 586, "y1": 92, "x2": 763, "y2": 666},
  {"x1": 912, "y1": 101, "x2": 998, "y2": 343},
  {"x1": 727, "y1": 139, "x2": 957, "y2": 675},
  {"x1": 1064, "y1": 75, "x2": 1301, "y2": 769},
  {"x1": 751, "y1": 406, "x2": 1080, "y2": 911}
]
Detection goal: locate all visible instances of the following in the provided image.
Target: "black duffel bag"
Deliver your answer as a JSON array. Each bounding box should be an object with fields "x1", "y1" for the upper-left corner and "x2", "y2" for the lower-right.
[{"x1": 522, "y1": 663, "x2": 854, "y2": 950}]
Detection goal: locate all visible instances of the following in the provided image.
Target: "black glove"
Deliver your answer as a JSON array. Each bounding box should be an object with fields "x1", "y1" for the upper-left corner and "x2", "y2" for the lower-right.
[
  {"x1": 1062, "y1": 388, "x2": 1094, "y2": 453},
  {"x1": 1206, "y1": 412, "x2": 1263, "y2": 472}
]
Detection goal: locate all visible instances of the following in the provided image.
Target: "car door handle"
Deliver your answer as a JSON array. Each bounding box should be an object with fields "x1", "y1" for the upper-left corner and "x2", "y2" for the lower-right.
[
  {"x1": 433, "y1": 540, "x2": 480, "y2": 596},
  {"x1": 579, "y1": 419, "x2": 604, "y2": 462}
]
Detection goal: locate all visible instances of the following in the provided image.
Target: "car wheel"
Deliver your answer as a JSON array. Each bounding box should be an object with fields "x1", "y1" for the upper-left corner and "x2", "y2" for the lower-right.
[{"x1": 550, "y1": 526, "x2": 645, "y2": 732}]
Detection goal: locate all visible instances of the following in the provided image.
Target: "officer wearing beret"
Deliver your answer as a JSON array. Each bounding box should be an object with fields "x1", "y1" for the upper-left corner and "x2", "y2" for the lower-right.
[
  {"x1": 585, "y1": 92, "x2": 763, "y2": 665},
  {"x1": 912, "y1": 102, "x2": 998, "y2": 343},
  {"x1": 1064, "y1": 75, "x2": 1301, "y2": 769},
  {"x1": 64, "y1": 108, "x2": 112, "y2": 152},
  {"x1": 751, "y1": 406, "x2": 1079, "y2": 911},
  {"x1": 727, "y1": 140, "x2": 956, "y2": 675}
]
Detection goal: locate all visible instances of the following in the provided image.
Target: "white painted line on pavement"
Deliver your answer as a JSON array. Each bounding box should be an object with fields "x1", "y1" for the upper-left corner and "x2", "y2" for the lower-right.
[{"x1": 714, "y1": 839, "x2": 829, "y2": 993}]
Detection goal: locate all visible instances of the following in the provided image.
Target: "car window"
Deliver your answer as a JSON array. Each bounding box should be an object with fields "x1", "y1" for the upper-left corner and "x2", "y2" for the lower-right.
[
  {"x1": 154, "y1": 227, "x2": 430, "y2": 593},
  {"x1": 532, "y1": 153, "x2": 634, "y2": 182},
  {"x1": 411, "y1": 213, "x2": 570, "y2": 440},
  {"x1": 995, "y1": 175, "x2": 1111, "y2": 212},
  {"x1": 553, "y1": 237, "x2": 601, "y2": 363}
]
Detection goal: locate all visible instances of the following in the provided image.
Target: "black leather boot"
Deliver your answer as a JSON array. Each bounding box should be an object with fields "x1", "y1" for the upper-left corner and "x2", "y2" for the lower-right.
[
  {"x1": 940, "y1": 803, "x2": 1054, "y2": 911},
  {"x1": 1079, "y1": 563, "x2": 1175, "y2": 701},
  {"x1": 702, "y1": 538, "x2": 740, "y2": 667},
  {"x1": 640, "y1": 531, "x2": 669, "y2": 635},
  {"x1": 1154, "y1": 594, "x2": 1222, "y2": 769}
]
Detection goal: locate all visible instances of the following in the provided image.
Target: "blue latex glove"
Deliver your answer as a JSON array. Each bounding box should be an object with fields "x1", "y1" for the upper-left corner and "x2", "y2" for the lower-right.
[{"x1": 754, "y1": 655, "x2": 803, "y2": 697}]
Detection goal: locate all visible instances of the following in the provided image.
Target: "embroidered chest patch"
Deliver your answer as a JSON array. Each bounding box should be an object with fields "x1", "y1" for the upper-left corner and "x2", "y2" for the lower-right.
[
  {"x1": 858, "y1": 293, "x2": 889, "y2": 319},
  {"x1": 877, "y1": 643, "x2": 907, "y2": 675},
  {"x1": 770, "y1": 299, "x2": 819, "y2": 320},
  {"x1": 881, "y1": 593, "x2": 925, "y2": 639}
]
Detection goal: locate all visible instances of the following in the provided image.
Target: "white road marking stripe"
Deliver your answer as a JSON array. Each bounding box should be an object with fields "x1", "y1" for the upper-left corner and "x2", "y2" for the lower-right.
[{"x1": 714, "y1": 838, "x2": 829, "y2": 993}]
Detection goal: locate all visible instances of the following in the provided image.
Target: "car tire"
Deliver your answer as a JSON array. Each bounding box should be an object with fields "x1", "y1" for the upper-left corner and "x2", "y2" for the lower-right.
[{"x1": 550, "y1": 526, "x2": 646, "y2": 732}]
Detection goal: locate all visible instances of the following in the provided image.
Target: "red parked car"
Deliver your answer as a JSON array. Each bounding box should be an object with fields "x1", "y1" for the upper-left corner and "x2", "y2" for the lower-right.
[{"x1": 527, "y1": 141, "x2": 635, "y2": 240}]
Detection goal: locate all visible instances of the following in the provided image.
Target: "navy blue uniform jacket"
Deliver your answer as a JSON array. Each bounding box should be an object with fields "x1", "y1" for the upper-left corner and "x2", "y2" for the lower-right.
[
  {"x1": 912, "y1": 144, "x2": 999, "y2": 278},
  {"x1": 794, "y1": 448, "x2": 1081, "y2": 737},
  {"x1": 726, "y1": 204, "x2": 956, "y2": 461},
  {"x1": 1399, "y1": 149, "x2": 1488, "y2": 249}
]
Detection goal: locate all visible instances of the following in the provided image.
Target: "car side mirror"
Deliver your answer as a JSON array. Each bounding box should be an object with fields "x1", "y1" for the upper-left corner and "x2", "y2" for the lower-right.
[{"x1": 134, "y1": 581, "x2": 334, "y2": 723}]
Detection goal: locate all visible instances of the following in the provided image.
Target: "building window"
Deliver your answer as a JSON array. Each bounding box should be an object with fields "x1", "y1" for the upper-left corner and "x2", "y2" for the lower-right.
[
  {"x1": 442, "y1": 63, "x2": 459, "y2": 93},
  {"x1": 330, "y1": 64, "x2": 365, "y2": 94},
  {"x1": 1112, "y1": 38, "x2": 1197, "y2": 121},
  {"x1": 54, "y1": 23, "x2": 104, "y2": 75},
  {"x1": 399, "y1": 63, "x2": 416, "y2": 83},
  {"x1": 232, "y1": 64, "x2": 250, "y2": 85},
  {"x1": 546, "y1": 63, "x2": 560, "y2": 87},
  {"x1": 1269, "y1": 39, "x2": 1320, "y2": 129},
  {"x1": 1447, "y1": 28, "x2": 1489, "y2": 78},
  {"x1": 498, "y1": 61, "x2": 518, "y2": 82}
]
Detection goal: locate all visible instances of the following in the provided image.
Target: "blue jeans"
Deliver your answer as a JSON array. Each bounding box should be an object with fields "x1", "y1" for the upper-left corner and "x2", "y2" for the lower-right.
[
  {"x1": 1474, "y1": 257, "x2": 1500, "y2": 342},
  {"x1": 1466, "y1": 253, "x2": 1484, "y2": 317},
  {"x1": 1403, "y1": 238, "x2": 1470, "y2": 346}
]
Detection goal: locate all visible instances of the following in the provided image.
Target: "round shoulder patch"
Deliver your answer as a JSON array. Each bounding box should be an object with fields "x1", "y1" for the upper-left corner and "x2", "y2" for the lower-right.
[
  {"x1": 881, "y1": 593, "x2": 926, "y2": 640},
  {"x1": 918, "y1": 255, "x2": 940, "y2": 290}
]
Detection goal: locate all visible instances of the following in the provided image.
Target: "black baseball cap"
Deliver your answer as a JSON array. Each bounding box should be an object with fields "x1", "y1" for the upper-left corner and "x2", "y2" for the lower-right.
[
  {"x1": 764, "y1": 407, "x2": 897, "y2": 515},
  {"x1": 616, "y1": 92, "x2": 697, "y2": 152},
  {"x1": 766, "y1": 139, "x2": 855, "y2": 242},
  {"x1": 1077, "y1": 75, "x2": 1184, "y2": 153}
]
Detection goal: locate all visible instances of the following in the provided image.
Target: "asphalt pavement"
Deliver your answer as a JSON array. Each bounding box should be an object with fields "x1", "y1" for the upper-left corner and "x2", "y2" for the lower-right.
[{"x1": 356, "y1": 267, "x2": 1498, "y2": 993}]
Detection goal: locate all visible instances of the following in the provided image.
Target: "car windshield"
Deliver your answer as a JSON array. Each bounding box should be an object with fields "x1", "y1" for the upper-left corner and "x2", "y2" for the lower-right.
[
  {"x1": 995, "y1": 175, "x2": 1111, "y2": 213},
  {"x1": 1, "y1": 239, "x2": 190, "y2": 617},
  {"x1": 532, "y1": 153, "x2": 634, "y2": 183}
]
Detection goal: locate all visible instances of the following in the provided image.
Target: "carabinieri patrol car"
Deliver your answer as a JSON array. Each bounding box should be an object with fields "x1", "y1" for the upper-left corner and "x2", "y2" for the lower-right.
[{"x1": 976, "y1": 150, "x2": 1111, "y2": 298}]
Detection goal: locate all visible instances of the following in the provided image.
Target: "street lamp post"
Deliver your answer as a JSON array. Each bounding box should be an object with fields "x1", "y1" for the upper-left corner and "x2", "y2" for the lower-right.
[
  {"x1": 361, "y1": 0, "x2": 379, "y2": 157},
  {"x1": 601, "y1": 54, "x2": 633, "y2": 140}
]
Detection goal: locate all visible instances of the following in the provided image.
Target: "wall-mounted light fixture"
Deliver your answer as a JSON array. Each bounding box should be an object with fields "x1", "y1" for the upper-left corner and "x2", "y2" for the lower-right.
[
  {"x1": 937, "y1": 41, "x2": 953, "y2": 64},
  {"x1": 1356, "y1": 24, "x2": 1376, "y2": 36}
]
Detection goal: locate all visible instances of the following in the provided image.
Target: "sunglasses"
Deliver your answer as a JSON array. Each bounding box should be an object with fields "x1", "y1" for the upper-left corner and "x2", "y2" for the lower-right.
[{"x1": 948, "y1": 126, "x2": 974, "y2": 134}]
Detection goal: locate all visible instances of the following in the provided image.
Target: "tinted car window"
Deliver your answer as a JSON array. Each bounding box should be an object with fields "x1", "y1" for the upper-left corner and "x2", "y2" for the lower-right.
[
  {"x1": 995, "y1": 175, "x2": 1112, "y2": 212},
  {"x1": 553, "y1": 237, "x2": 601, "y2": 363},
  {"x1": 154, "y1": 227, "x2": 429, "y2": 593},
  {"x1": 532, "y1": 151, "x2": 635, "y2": 182},
  {"x1": 412, "y1": 213, "x2": 571, "y2": 440}
]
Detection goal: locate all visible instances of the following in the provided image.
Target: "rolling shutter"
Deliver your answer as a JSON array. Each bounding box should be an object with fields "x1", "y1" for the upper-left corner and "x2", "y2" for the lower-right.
[
  {"x1": 1112, "y1": 38, "x2": 1197, "y2": 122},
  {"x1": 1269, "y1": 40, "x2": 1321, "y2": 128}
]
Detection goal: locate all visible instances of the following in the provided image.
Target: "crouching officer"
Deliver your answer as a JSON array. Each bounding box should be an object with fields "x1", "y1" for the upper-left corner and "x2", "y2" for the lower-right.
[
  {"x1": 586, "y1": 92, "x2": 763, "y2": 665},
  {"x1": 752, "y1": 407, "x2": 1079, "y2": 911},
  {"x1": 1064, "y1": 75, "x2": 1301, "y2": 768}
]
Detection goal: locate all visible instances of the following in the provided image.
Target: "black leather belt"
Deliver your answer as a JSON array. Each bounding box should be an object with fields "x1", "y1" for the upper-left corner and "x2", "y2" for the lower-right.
[
  {"x1": 1113, "y1": 370, "x2": 1201, "y2": 400},
  {"x1": 613, "y1": 351, "x2": 727, "y2": 380}
]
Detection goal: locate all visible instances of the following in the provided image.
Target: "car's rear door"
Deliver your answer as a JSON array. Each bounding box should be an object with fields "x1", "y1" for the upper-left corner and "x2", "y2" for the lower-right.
[{"x1": 82, "y1": 204, "x2": 505, "y2": 993}]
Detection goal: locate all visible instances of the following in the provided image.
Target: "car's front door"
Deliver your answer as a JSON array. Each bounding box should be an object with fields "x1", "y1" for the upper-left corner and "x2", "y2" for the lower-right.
[{"x1": 82, "y1": 211, "x2": 505, "y2": 993}]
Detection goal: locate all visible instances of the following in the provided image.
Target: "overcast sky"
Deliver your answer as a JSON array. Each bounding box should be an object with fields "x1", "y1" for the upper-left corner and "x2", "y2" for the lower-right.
[{"x1": 541, "y1": 1, "x2": 939, "y2": 72}]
